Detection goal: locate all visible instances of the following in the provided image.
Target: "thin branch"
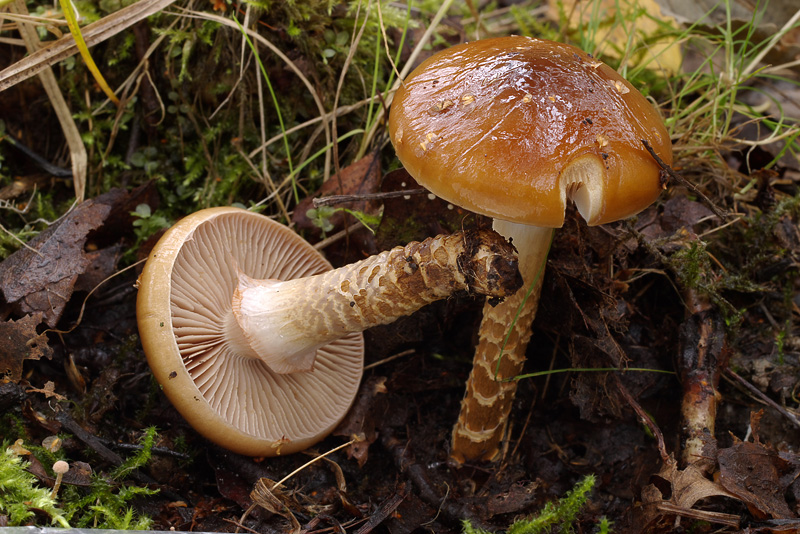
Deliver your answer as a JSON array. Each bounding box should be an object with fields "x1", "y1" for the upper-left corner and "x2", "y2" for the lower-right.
[
  {"x1": 642, "y1": 138, "x2": 729, "y2": 221},
  {"x1": 724, "y1": 368, "x2": 800, "y2": 430},
  {"x1": 312, "y1": 188, "x2": 426, "y2": 207}
]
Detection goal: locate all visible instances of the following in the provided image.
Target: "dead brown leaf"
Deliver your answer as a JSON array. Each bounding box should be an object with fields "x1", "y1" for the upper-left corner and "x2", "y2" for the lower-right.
[
  {"x1": 718, "y1": 440, "x2": 798, "y2": 519},
  {"x1": 638, "y1": 195, "x2": 714, "y2": 244},
  {"x1": 626, "y1": 458, "x2": 741, "y2": 531},
  {"x1": 718, "y1": 414, "x2": 800, "y2": 520},
  {"x1": 0, "y1": 312, "x2": 52, "y2": 383},
  {"x1": 486, "y1": 481, "x2": 539, "y2": 517},
  {"x1": 26, "y1": 380, "x2": 65, "y2": 401},
  {"x1": 73, "y1": 245, "x2": 123, "y2": 293},
  {"x1": 0, "y1": 190, "x2": 124, "y2": 327}
]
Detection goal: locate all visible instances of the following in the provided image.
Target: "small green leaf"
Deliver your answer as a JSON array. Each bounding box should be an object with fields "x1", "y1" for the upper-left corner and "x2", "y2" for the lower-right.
[{"x1": 133, "y1": 204, "x2": 151, "y2": 218}]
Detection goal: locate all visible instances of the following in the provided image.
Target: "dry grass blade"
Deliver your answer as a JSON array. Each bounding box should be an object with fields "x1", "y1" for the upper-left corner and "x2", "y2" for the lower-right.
[
  {"x1": 249, "y1": 478, "x2": 301, "y2": 533},
  {"x1": 358, "y1": 0, "x2": 456, "y2": 155},
  {"x1": 10, "y1": 0, "x2": 86, "y2": 201},
  {"x1": 235, "y1": 438, "x2": 358, "y2": 533},
  {"x1": 0, "y1": 0, "x2": 177, "y2": 92},
  {"x1": 330, "y1": 0, "x2": 373, "y2": 183}
]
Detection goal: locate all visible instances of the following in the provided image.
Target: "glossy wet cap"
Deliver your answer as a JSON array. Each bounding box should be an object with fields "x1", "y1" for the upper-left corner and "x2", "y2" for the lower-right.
[
  {"x1": 137, "y1": 207, "x2": 364, "y2": 456},
  {"x1": 389, "y1": 35, "x2": 672, "y2": 227}
]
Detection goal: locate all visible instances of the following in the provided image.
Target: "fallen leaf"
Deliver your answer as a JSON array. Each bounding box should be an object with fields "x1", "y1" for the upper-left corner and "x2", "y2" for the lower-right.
[
  {"x1": 486, "y1": 480, "x2": 539, "y2": 517},
  {"x1": 638, "y1": 195, "x2": 714, "y2": 244},
  {"x1": 625, "y1": 457, "x2": 741, "y2": 531},
  {"x1": 63, "y1": 460, "x2": 93, "y2": 487},
  {"x1": 0, "y1": 189, "x2": 127, "y2": 327},
  {"x1": 0, "y1": 313, "x2": 53, "y2": 383},
  {"x1": 73, "y1": 245, "x2": 123, "y2": 293},
  {"x1": 42, "y1": 435, "x2": 63, "y2": 452},
  {"x1": 549, "y1": 0, "x2": 682, "y2": 75},
  {"x1": 9, "y1": 439, "x2": 31, "y2": 455},
  {"x1": 26, "y1": 380, "x2": 66, "y2": 401},
  {"x1": 718, "y1": 422, "x2": 800, "y2": 519}
]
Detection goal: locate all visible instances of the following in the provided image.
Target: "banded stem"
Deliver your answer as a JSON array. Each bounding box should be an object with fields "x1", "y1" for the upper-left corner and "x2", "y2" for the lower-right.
[
  {"x1": 232, "y1": 229, "x2": 522, "y2": 374},
  {"x1": 451, "y1": 221, "x2": 552, "y2": 463}
]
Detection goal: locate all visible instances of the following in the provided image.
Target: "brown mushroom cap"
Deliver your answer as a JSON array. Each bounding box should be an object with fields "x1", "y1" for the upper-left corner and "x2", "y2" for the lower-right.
[
  {"x1": 389, "y1": 35, "x2": 672, "y2": 227},
  {"x1": 137, "y1": 207, "x2": 363, "y2": 456}
]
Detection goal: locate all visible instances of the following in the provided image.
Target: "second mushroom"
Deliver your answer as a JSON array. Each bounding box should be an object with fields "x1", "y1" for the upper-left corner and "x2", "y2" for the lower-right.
[
  {"x1": 137, "y1": 207, "x2": 521, "y2": 456},
  {"x1": 389, "y1": 35, "x2": 673, "y2": 462}
]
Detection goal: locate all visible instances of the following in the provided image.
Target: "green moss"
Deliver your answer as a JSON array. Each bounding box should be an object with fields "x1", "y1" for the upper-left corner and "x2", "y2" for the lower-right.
[
  {"x1": 61, "y1": 428, "x2": 159, "y2": 529},
  {"x1": 0, "y1": 444, "x2": 70, "y2": 527},
  {"x1": 1, "y1": 428, "x2": 160, "y2": 530},
  {"x1": 462, "y1": 475, "x2": 601, "y2": 534}
]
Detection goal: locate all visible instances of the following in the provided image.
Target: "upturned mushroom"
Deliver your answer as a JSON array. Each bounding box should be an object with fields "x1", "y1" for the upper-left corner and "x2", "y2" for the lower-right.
[
  {"x1": 388, "y1": 35, "x2": 672, "y2": 462},
  {"x1": 137, "y1": 207, "x2": 521, "y2": 456}
]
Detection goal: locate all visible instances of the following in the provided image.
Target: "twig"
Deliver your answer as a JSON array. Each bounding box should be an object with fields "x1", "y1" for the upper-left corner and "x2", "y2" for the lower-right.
[
  {"x1": 99, "y1": 439, "x2": 191, "y2": 460},
  {"x1": 677, "y1": 288, "x2": 727, "y2": 466},
  {"x1": 313, "y1": 188, "x2": 427, "y2": 207},
  {"x1": 379, "y1": 427, "x2": 491, "y2": 530},
  {"x1": 352, "y1": 492, "x2": 405, "y2": 534},
  {"x1": 3, "y1": 133, "x2": 73, "y2": 176},
  {"x1": 641, "y1": 139, "x2": 729, "y2": 221},
  {"x1": 656, "y1": 502, "x2": 740, "y2": 528},
  {"x1": 724, "y1": 368, "x2": 800, "y2": 430},
  {"x1": 313, "y1": 221, "x2": 365, "y2": 251},
  {"x1": 614, "y1": 375, "x2": 670, "y2": 463},
  {"x1": 363, "y1": 349, "x2": 414, "y2": 371},
  {"x1": 53, "y1": 409, "x2": 189, "y2": 503}
]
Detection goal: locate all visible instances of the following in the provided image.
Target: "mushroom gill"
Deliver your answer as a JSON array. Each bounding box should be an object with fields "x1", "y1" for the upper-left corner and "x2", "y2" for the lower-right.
[{"x1": 168, "y1": 212, "x2": 363, "y2": 442}]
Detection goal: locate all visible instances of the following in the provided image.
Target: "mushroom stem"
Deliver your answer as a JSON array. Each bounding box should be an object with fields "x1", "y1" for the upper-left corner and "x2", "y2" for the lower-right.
[
  {"x1": 451, "y1": 221, "x2": 553, "y2": 463},
  {"x1": 50, "y1": 461, "x2": 69, "y2": 499},
  {"x1": 232, "y1": 229, "x2": 522, "y2": 375}
]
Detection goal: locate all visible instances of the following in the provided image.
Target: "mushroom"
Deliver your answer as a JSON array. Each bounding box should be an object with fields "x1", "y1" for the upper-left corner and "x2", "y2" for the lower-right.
[
  {"x1": 137, "y1": 207, "x2": 522, "y2": 456},
  {"x1": 50, "y1": 460, "x2": 69, "y2": 499},
  {"x1": 388, "y1": 35, "x2": 673, "y2": 462}
]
